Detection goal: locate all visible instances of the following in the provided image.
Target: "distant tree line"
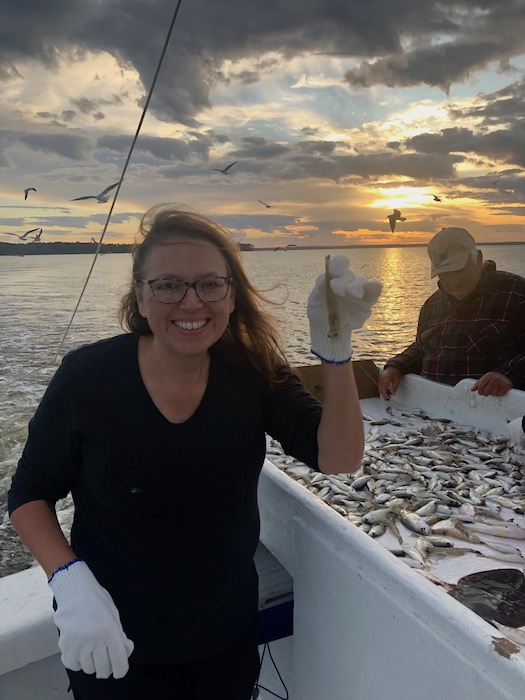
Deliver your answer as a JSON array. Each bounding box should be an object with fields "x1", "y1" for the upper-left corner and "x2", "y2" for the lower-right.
[
  {"x1": 0, "y1": 242, "x2": 134, "y2": 256},
  {"x1": 0, "y1": 241, "x2": 257, "y2": 255},
  {"x1": 1, "y1": 239, "x2": 521, "y2": 256}
]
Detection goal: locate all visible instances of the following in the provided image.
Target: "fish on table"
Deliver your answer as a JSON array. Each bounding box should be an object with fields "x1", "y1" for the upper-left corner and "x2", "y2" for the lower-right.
[{"x1": 268, "y1": 407, "x2": 525, "y2": 578}]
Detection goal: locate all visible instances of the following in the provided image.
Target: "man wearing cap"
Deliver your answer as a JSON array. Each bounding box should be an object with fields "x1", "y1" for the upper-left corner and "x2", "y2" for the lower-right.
[{"x1": 378, "y1": 227, "x2": 525, "y2": 399}]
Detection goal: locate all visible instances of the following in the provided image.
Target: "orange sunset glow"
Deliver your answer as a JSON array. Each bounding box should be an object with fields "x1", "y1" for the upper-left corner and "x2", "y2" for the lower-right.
[{"x1": 1, "y1": 3, "x2": 524, "y2": 248}]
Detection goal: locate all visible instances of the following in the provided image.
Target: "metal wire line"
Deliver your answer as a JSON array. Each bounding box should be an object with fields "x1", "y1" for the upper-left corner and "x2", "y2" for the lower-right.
[
  {"x1": 4, "y1": 0, "x2": 184, "y2": 389},
  {"x1": 53, "y1": 0, "x2": 184, "y2": 363}
]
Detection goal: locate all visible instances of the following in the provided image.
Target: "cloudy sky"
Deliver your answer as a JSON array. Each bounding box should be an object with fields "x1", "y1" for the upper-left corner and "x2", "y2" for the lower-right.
[{"x1": 1, "y1": 0, "x2": 525, "y2": 247}]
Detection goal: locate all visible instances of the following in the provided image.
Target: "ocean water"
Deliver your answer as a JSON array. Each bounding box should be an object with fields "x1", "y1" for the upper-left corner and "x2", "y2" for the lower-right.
[{"x1": 1, "y1": 244, "x2": 524, "y2": 577}]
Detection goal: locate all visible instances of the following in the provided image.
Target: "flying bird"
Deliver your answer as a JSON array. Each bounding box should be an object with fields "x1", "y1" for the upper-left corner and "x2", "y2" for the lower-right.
[
  {"x1": 31, "y1": 228, "x2": 43, "y2": 241},
  {"x1": 431, "y1": 194, "x2": 442, "y2": 202},
  {"x1": 71, "y1": 181, "x2": 122, "y2": 203},
  {"x1": 274, "y1": 244, "x2": 298, "y2": 251},
  {"x1": 24, "y1": 187, "x2": 37, "y2": 200},
  {"x1": 258, "y1": 200, "x2": 273, "y2": 208},
  {"x1": 3, "y1": 227, "x2": 41, "y2": 240},
  {"x1": 211, "y1": 161, "x2": 238, "y2": 175},
  {"x1": 387, "y1": 209, "x2": 406, "y2": 233}
]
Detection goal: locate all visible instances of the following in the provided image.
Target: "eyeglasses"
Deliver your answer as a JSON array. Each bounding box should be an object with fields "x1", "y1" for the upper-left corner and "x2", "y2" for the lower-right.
[{"x1": 139, "y1": 276, "x2": 233, "y2": 304}]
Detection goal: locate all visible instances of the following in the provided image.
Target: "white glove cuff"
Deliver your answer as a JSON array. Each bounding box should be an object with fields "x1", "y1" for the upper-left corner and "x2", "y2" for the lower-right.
[
  {"x1": 48, "y1": 557, "x2": 85, "y2": 584},
  {"x1": 310, "y1": 325, "x2": 352, "y2": 364},
  {"x1": 48, "y1": 559, "x2": 98, "y2": 598}
]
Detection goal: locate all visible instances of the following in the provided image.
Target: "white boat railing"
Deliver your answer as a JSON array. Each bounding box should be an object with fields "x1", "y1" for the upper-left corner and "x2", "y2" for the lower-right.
[{"x1": 258, "y1": 374, "x2": 525, "y2": 700}]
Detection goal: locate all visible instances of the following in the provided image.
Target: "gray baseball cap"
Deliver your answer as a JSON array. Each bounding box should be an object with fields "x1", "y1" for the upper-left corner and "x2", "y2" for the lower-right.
[{"x1": 428, "y1": 227, "x2": 477, "y2": 278}]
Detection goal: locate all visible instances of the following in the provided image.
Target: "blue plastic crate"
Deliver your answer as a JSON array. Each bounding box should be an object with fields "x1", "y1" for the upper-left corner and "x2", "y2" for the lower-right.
[{"x1": 255, "y1": 542, "x2": 294, "y2": 644}]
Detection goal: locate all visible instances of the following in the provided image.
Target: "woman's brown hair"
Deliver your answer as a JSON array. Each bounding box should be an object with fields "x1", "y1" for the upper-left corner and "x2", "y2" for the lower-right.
[{"x1": 119, "y1": 204, "x2": 289, "y2": 389}]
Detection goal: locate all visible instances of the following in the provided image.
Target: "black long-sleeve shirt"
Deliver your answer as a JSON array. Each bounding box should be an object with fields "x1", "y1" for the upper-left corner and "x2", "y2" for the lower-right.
[{"x1": 8, "y1": 333, "x2": 322, "y2": 663}]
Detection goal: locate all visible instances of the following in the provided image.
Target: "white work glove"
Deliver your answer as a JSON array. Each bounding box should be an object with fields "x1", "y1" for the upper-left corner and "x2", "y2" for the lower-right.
[
  {"x1": 508, "y1": 416, "x2": 525, "y2": 447},
  {"x1": 49, "y1": 559, "x2": 134, "y2": 679},
  {"x1": 307, "y1": 255, "x2": 382, "y2": 364}
]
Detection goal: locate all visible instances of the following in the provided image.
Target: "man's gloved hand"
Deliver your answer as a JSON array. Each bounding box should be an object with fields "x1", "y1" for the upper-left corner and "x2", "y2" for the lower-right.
[
  {"x1": 507, "y1": 416, "x2": 525, "y2": 448},
  {"x1": 307, "y1": 255, "x2": 382, "y2": 364},
  {"x1": 49, "y1": 559, "x2": 134, "y2": 679}
]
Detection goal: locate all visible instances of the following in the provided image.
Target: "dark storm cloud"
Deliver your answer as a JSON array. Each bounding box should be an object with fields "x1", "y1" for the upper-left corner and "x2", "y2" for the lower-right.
[
  {"x1": 72, "y1": 98, "x2": 103, "y2": 115},
  {"x1": 230, "y1": 70, "x2": 260, "y2": 85},
  {"x1": 71, "y1": 95, "x2": 123, "y2": 114},
  {"x1": 2, "y1": 1, "x2": 522, "y2": 125},
  {"x1": 448, "y1": 77, "x2": 525, "y2": 126},
  {"x1": 388, "y1": 76, "x2": 525, "y2": 171},
  {"x1": 343, "y1": 2, "x2": 525, "y2": 91},
  {"x1": 278, "y1": 151, "x2": 462, "y2": 182},
  {"x1": 343, "y1": 40, "x2": 503, "y2": 92},
  {"x1": 300, "y1": 127, "x2": 320, "y2": 137},
  {"x1": 403, "y1": 122, "x2": 525, "y2": 168},
  {"x1": 96, "y1": 133, "x2": 212, "y2": 161},
  {"x1": 200, "y1": 129, "x2": 230, "y2": 145},
  {"x1": 35, "y1": 109, "x2": 77, "y2": 125},
  {"x1": 0, "y1": 129, "x2": 92, "y2": 162},
  {"x1": 0, "y1": 217, "x2": 25, "y2": 226},
  {"x1": 215, "y1": 214, "x2": 299, "y2": 233},
  {"x1": 445, "y1": 171, "x2": 525, "y2": 209},
  {"x1": 295, "y1": 141, "x2": 338, "y2": 156},
  {"x1": 232, "y1": 136, "x2": 290, "y2": 160},
  {"x1": 160, "y1": 142, "x2": 462, "y2": 182}
]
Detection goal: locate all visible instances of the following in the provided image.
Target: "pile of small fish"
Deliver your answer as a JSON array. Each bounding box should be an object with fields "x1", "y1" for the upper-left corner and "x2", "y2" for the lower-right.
[{"x1": 267, "y1": 405, "x2": 525, "y2": 573}]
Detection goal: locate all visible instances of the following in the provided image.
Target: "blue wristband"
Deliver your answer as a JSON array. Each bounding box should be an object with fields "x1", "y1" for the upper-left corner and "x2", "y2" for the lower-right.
[
  {"x1": 311, "y1": 349, "x2": 351, "y2": 365},
  {"x1": 48, "y1": 557, "x2": 85, "y2": 584}
]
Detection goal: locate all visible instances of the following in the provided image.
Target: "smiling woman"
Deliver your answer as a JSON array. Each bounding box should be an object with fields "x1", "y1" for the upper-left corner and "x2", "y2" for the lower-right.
[{"x1": 6, "y1": 202, "x2": 380, "y2": 699}]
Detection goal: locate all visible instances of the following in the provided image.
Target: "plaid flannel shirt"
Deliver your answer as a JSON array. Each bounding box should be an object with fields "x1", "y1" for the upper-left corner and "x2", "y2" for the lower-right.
[{"x1": 385, "y1": 268, "x2": 525, "y2": 389}]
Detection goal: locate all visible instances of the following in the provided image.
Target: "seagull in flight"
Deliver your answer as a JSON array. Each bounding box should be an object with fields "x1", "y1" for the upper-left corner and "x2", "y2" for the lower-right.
[
  {"x1": 211, "y1": 161, "x2": 238, "y2": 175},
  {"x1": 273, "y1": 243, "x2": 298, "y2": 251},
  {"x1": 3, "y1": 227, "x2": 41, "y2": 240},
  {"x1": 387, "y1": 209, "x2": 406, "y2": 233},
  {"x1": 258, "y1": 199, "x2": 273, "y2": 208},
  {"x1": 431, "y1": 194, "x2": 442, "y2": 202},
  {"x1": 32, "y1": 229, "x2": 44, "y2": 241},
  {"x1": 24, "y1": 187, "x2": 37, "y2": 200},
  {"x1": 71, "y1": 181, "x2": 122, "y2": 203}
]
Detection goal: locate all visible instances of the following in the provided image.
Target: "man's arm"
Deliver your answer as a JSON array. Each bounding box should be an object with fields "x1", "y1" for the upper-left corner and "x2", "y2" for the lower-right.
[
  {"x1": 496, "y1": 351, "x2": 525, "y2": 392},
  {"x1": 384, "y1": 341, "x2": 425, "y2": 376},
  {"x1": 471, "y1": 349, "x2": 525, "y2": 396},
  {"x1": 378, "y1": 343, "x2": 424, "y2": 400}
]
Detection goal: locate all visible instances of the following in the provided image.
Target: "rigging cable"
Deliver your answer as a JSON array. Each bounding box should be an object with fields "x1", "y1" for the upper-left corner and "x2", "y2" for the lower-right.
[
  {"x1": 5, "y1": 0, "x2": 184, "y2": 389},
  {"x1": 52, "y1": 0, "x2": 184, "y2": 364}
]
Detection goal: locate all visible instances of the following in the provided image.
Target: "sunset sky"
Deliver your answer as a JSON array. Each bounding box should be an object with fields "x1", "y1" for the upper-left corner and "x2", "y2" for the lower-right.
[{"x1": 1, "y1": 0, "x2": 525, "y2": 247}]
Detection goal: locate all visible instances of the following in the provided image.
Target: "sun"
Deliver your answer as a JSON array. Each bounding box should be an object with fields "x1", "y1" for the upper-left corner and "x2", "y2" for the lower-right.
[{"x1": 369, "y1": 187, "x2": 438, "y2": 211}]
